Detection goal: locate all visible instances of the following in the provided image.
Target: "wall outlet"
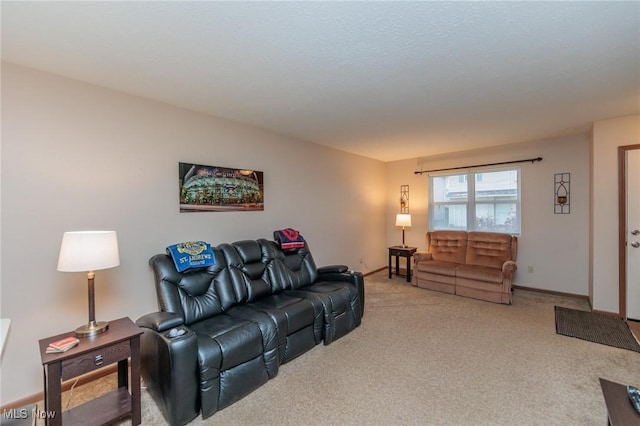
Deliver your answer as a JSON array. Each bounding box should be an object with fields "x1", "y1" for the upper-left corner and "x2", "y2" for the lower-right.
[{"x1": 528, "y1": 265, "x2": 534, "y2": 273}]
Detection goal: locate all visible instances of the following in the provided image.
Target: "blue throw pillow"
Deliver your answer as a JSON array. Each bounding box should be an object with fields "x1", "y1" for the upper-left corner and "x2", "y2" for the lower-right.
[{"x1": 166, "y1": 241, "x2": 215, "y2": 272}]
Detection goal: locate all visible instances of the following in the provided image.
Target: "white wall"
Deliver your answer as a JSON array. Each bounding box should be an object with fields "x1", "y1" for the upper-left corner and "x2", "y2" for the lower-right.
[
  {"x1": 385, "y1": 134, "x2": 591, "y2": 294},
  {"x1": 591, "y1": 114, "x2": 640, "y2": 313},
  {"x1": 0, "y1": 62, "x2": 387, "y2": 403}
]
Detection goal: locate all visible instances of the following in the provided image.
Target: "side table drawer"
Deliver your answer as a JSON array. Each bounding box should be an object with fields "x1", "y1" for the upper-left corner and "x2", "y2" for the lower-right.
[
  {"x1": 389, "y1": 249, "x2": 403, "y2": 256},
  {"x1": 61, "y1": 340, "x2": 130, "y2": 380}
]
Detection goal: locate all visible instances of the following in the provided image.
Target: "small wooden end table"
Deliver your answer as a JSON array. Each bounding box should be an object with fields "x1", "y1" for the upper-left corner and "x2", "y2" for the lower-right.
[
  {"x1": 39, "y1": 317, "x2": 143, "y2": 426},
  {"x1": 599, "y1": 378, "x2": 640, "y2": 426},
  {"x1": 388, "y1": 246, "x2": 417, "y2": 282}
]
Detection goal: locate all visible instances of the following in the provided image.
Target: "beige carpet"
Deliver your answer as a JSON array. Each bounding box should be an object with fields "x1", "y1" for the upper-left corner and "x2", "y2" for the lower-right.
[{"x1": 47, "y1": 271, "x2": 640, "y2": 425}]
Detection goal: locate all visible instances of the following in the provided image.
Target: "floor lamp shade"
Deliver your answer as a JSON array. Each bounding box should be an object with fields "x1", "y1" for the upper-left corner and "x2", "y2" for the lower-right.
[{"x1": 57, "y1": 231, "x2": 120, "y2": 337}]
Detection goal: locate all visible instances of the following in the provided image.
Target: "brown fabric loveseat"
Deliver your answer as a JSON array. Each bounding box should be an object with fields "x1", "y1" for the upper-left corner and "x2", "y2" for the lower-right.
[{"x1": 412, "y1": 231, "x2": 517, "y2": 304}]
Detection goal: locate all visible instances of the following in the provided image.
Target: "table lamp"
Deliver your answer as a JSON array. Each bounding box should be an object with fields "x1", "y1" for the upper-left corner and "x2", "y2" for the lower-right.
[
  {"x1": 57, "y1": 230, "x2": 120, "y2": 337},
  {"x1": 395, "y1": 214, "x2": 412, "y2": 248}
]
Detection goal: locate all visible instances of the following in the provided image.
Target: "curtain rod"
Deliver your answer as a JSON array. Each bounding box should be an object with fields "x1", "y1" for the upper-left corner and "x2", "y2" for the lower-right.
[{"x1": 414, "y1": 157, "x2": 543, "y2": 175}]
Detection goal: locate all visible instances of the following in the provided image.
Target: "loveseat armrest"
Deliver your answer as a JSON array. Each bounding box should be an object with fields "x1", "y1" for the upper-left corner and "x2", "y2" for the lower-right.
[
  {"x1": 136, "y1": 311, "x2": 184, "y2": 333},
  {"x1": 502, "y1": 260, "x2": 517, "y2": 276},
  {"x1": 318, "y1": 264, "x2": 349, "y2": 274},
  {"x1": 136, "y1": 313, "x2": 199, "y2": 426},
  {"x1": 413, "y1": 251, "x2": 433, "y2": 263}
]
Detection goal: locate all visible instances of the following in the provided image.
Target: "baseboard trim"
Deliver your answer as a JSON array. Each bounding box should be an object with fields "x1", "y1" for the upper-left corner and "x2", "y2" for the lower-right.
[
  {"x1": 364, "y1": 266, "x2": 387, "y2": 277},
  {"x1": 512, "y1": 284, "x2": 590, "y2": 302},
  {"x1": 0, "y1": 364, "x2": 119, "y2": 411},
  {"x1": 512, "y1": 285, "x2": 625, "y2": 316},
  {"x1": 591, "y1": 309, "x2": 622, "y2": 317}
]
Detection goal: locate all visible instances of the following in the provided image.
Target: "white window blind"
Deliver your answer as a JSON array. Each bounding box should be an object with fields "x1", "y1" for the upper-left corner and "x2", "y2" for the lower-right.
[{"x1": 429, "y1": 167, "x2": 521, "y2": 234}]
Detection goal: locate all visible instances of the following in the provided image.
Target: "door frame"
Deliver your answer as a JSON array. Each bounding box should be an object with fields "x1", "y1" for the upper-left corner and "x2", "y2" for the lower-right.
[{"x1": 618, "y1": 144, "x2": 640, "y2": 319}]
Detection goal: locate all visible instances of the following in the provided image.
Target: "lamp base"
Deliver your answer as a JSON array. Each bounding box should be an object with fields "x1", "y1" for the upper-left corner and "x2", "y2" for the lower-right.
[{"x1": 75, "y1": 321, "x2": 109, "y2": 338}]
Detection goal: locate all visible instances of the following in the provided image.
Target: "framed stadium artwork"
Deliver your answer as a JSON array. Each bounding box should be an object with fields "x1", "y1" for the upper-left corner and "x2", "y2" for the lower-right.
[{"x1": 179, "y1": 162, "x2": 264, "y2": 212}]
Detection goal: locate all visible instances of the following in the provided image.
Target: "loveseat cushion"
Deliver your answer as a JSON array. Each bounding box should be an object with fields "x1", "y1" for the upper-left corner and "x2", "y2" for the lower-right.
[
  {"x1": 455, "y1": 264, "x2": 504, "y2": 284},
  {"x1": 465, "y1": 232, "x2": 515, "y2": 269},
  {"x1": 427, "y1": 231, "x2": 468, "y2": 264},
  {"x1": 414, "y1": 260, "x2": 458, "y2": 277}
]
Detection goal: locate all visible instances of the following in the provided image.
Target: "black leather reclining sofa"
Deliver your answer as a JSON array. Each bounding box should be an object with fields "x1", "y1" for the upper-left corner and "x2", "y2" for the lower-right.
[{"x1": 136, "y1": 235, "x2": 365, "y2": 425}]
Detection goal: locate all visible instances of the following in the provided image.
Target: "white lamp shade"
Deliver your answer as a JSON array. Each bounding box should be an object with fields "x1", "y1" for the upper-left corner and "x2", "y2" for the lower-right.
[
  {"x1": 395, "y1": 214, "x2": 412, "y2": 227},
  {"x1": 57, "y1": 231, "x2": 120, "y2": 272}
]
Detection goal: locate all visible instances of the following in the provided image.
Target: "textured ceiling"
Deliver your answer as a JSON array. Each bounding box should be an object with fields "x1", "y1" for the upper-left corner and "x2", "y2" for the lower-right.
[{"x1": 2, "y1": 1, "x2": 639, "y2": 162}]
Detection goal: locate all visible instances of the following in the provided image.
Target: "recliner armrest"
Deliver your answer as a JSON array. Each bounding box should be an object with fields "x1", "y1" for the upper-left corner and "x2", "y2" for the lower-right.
[
  {"x1": 318, "y1": 264, "x2": 349, "y2": 274},
  {"x1": 136, "y1": 311, "x2": 184, "y2": 333},
  {"x1": 136, "y1": 313, "x2": 199, "y2": 426}
]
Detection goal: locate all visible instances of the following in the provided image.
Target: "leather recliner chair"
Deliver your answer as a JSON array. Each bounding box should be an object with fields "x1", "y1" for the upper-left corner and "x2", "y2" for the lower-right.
[
  {"x1": 220, "y1": 240, "x2": 323, "y2": 363},
  {"x1": 268, "y1": 237, "x2": 363, "y2": 344},
  {"x1": 138, "y1": 247, "x2": 276, "y2": 424}
]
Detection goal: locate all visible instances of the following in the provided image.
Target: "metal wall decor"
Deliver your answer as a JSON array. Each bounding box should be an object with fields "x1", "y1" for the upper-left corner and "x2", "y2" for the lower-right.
[
  {"x1": 400, "y1": 185, "x2": 409, "y2": 213},
  {"x1": 554, "y1": 173, "x2": 570, "y2": 214}
]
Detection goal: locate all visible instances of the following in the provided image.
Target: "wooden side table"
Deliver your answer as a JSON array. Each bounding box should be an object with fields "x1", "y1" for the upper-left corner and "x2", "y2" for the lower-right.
[
  {"x1": 388, "y1": 246, "x2": 417, "y2": 282},
  {"x1": 39, "y1": 317, "x2": 143, "y2": 426},
  {"x1": 599, "y1": 378, "x2": 640, "y2": 425}
]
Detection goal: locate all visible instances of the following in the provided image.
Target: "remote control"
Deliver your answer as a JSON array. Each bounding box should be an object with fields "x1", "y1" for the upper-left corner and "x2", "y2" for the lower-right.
[{"x1": 628, "y1": 385, "x2": 640, "y2": 414}]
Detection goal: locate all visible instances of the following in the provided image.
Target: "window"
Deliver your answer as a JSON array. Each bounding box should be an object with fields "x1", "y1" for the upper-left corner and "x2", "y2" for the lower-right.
[{"x1": 429, "y1": 168, "x2": 520, "y2": 234}]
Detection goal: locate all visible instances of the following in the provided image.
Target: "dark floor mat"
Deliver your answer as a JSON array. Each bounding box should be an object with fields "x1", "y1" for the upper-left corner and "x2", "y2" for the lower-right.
[{"x1": 555, "y1": 306, "x2": 640, "y2": 353}]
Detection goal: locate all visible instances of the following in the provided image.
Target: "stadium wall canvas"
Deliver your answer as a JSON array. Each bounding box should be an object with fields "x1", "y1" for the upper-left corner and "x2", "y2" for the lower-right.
[{"x1": 179, "y1": 162, "x2": 264, "y2": 212}]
